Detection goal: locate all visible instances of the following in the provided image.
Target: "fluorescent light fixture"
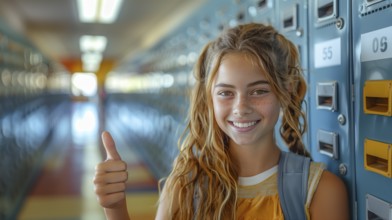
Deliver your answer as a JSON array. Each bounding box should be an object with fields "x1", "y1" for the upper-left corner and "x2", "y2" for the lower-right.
[
  {"x1": 100, "y1": 0, "x2": 123, "y2": 23},
  {"x1": 77, "y1": 0, "x2": 123, "y2": 23},
  {"x1": 77, "y1": 0, "x2": 98, "y2": 23},
  {"x1": 80, "y1": 35, "x2": 107, "y2": 52}
]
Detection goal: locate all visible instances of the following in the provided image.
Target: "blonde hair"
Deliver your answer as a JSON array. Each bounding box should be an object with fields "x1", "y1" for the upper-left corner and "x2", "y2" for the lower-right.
[{"x1": 162, "y1": 23, "x2": 309, "y2": 219}]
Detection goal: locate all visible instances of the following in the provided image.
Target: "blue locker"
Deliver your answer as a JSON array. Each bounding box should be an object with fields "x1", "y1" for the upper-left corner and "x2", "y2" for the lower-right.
[
  {"x1": 353, "y1": 1, "x2": 392, "y2": 219},
  {"x1": 307, "y1": 0, "x2": 356, "y2": 218}
]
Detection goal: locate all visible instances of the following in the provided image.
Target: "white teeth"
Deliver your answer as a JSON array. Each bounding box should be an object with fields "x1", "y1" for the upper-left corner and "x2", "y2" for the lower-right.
[{"x1": 233, "y1": 121, "x2": 256, "y2": 128}]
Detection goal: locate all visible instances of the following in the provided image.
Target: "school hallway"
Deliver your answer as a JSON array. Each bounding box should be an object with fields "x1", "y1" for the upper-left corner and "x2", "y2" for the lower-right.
[{"x1": 15, "y1": 99, "x2": 159, "y2": 220}]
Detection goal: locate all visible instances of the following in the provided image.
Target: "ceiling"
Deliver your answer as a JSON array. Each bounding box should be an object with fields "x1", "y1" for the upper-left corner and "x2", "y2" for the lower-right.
[{"x1": 0, "y1": 0, "x2": 206, "y2": 72}]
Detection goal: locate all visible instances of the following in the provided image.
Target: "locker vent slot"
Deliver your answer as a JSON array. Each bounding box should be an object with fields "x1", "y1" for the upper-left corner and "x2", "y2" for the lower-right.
[{"x1": 361, "y1": 4, "x2": 392, "y2": 17}]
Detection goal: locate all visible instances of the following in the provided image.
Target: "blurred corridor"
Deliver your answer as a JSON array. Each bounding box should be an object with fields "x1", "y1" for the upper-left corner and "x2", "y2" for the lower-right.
[{"x1": 8, "y1": 99, "x2": 159, "y2": 220}]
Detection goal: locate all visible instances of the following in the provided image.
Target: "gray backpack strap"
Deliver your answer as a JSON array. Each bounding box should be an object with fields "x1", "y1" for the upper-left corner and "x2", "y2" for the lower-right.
[{"x1": 278, "y1": 151, "x2": 311, "y2": 220}]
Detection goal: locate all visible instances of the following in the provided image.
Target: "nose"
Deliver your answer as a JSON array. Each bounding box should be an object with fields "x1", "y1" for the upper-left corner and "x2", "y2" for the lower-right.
[{"x1": 233, "y1": 95, "x2": 253, "y2": 117}]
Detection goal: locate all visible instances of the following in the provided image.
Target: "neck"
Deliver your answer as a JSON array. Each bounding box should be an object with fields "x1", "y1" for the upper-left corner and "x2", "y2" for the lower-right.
[{"x1": 229, "y1": 140, "x2": 281, "y2": 177}]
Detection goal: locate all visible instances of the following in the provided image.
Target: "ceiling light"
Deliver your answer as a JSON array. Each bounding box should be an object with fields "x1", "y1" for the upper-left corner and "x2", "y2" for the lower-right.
[
  {"x1": 77, "y1": 0, "x2": 123, "y2": 23},
  {"x1": 77, "y1": 0, "x2": 98, "y2": 23},
  {"x1": 80, "y1": 35, "x2": 107, "y2": 52},
  {"x1": 99, "y1": 0, "x2": 123, "y2": 23}
]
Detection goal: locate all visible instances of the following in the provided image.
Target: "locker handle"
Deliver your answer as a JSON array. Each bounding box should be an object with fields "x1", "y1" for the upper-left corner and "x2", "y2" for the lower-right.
[
  {"x1": 364, "y1": 139, "x2": 391, "y2": 178},
  {"x1": 316, "y1": 0, "x2": 337, "y2": 23},
  {"x1": 366, "y1": 194, "x2": 392, "y2": 220},
  {"x1": 258, "y1": 0, "x2": 267, "y2": 9},
  {"x1": 282, "y1": 4, "x2": 298, "y2": 32},
  {"x1": 363, "y1": 80, "x2": 392, "y2": 116},
  {"x1": 316, "y1": 81, "x2": 338, "y2": 111},
  {"x1": 283, "y1": 17, "x2": 294, "y2": 29},
  {"x1": 317, "y1": 130, "x2": 339, "y2": 159},
  {"x1": 318, "y1": 2, "x2": 333, "y2": 18}
]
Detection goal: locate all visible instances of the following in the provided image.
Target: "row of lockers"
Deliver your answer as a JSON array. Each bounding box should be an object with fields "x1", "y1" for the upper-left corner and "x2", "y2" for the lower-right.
[
  {"x1": 108, "y1": 0, "x2": 392, "y2": 219},
  {"x1": 0, "y1": 17, "x2": 71, "y2": 220}
]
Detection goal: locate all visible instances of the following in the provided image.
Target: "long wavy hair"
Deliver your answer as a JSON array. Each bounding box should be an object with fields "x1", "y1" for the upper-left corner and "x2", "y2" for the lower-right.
[{"x1": 162, "y1": 23, "x2": 309, "y2": 219}]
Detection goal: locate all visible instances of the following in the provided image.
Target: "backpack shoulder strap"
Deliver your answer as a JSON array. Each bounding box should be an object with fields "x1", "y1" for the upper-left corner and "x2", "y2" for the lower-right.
[{"x1": 278, "y1": 151, "x2": 311, "y2": 220}]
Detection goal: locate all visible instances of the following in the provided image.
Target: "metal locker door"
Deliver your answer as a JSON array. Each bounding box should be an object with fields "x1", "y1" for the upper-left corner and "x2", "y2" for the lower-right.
[
  {"x1": 307, "y1": 0, "x2": 356, "y2": 218},
  {"x1": 353, "y1": 1, "x2": 392, "y2": 220}
]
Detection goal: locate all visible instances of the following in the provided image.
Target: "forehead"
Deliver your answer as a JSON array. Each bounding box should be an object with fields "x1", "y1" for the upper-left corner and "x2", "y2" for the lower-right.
[{"x1": 214, "y1": 52, "x2": 267, "y2": 83}]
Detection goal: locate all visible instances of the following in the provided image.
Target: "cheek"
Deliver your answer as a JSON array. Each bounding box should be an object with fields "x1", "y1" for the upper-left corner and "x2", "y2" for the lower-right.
[
  {"x1": 212, "y1": 99, "x2": 230, "y2": 125},
  {"x1": 212, "y1": 96, "x2": 226, "y2": 109},
  {"x1": 252, "y1": 99, "x2": 281, "y2": 115},
  {"x1": 213, "y1": 99, "x2": 224, "y2": 117}
]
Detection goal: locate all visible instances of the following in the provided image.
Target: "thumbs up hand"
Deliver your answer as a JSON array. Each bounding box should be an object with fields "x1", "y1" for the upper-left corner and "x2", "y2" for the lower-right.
[{"x1": 94, "y1": 131, "x2": 128, "y2": 208}]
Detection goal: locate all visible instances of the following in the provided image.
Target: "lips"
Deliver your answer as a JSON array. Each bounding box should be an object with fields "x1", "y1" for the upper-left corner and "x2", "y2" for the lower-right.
[{"x1": 229, "y1": 120, "x2": 260, "y2": 131}]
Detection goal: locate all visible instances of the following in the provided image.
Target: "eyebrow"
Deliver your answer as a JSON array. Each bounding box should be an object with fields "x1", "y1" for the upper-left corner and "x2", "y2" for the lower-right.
[{"x1": 214, "y1": 80, "x2": 270, "y2": 88}]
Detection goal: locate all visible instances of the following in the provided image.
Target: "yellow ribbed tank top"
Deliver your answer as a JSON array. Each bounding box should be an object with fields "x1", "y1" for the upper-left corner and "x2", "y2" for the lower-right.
[{"x1": 236, "y1": 162, "x2": 325, "y2": 220}]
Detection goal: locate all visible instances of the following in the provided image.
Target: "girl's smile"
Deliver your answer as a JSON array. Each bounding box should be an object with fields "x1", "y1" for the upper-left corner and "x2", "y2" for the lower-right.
[{"x1": 229, "y1": 120, "x2": 260, "y2": 132}]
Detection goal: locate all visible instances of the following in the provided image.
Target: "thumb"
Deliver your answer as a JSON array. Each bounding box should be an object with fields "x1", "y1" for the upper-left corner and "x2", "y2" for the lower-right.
[{"x1": 101, "y1": 131, "x2": 121, "y2": 160}]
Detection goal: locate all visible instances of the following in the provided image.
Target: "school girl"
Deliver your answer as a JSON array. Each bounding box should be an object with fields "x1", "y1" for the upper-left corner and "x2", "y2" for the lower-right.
[{"x1": 93, "y1": 23, "x2": 349, "y2": 220}]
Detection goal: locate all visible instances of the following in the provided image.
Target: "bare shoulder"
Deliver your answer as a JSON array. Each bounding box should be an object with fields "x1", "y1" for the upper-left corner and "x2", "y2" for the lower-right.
[{"x1": 309, "y1": 170, "x2": 349, "y2": 220}]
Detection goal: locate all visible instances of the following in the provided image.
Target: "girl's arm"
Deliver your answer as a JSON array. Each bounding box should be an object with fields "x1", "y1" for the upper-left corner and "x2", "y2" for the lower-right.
[
  {"x1": 309, "y1": 170, "x2": 349, "y2": 220},
  {"x1": 103, "y1": 200, "x2": 130, "y2": 220}
]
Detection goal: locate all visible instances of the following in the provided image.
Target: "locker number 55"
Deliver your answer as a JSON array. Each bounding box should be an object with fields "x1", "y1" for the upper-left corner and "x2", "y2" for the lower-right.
[{"x1": 314, "y1": 37, "x2": 341, "y2": 68}]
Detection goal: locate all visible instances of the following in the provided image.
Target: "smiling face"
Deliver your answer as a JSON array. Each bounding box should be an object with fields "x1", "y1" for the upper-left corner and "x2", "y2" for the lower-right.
[{"x1": 211, "y1": 52, "x2": 281, "y2": 148}]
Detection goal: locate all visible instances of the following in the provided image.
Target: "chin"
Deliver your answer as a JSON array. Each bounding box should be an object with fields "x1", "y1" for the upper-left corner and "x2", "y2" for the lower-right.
[{"x1": 230, "y1": 137, "x2": 256, "y2": 146}]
